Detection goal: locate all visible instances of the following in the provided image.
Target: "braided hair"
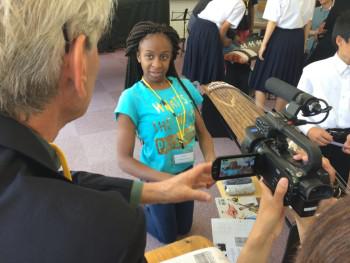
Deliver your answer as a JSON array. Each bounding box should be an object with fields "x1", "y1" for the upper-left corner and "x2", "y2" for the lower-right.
[{"x1": 124, "y1": 21, "x2": 199, "y2": 111}]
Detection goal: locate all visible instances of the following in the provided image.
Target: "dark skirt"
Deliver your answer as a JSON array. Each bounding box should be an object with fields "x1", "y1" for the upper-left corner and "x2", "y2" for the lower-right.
[
  {"x1": 249, "y1": 27, "x2": 304, "y2": 92},
  {"x1": 182, "y1": 17, "x2": 225, "y2": 84}
]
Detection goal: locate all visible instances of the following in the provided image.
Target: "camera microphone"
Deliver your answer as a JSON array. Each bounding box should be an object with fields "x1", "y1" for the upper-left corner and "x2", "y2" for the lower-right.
[{"x1": 265, "y1": 77, "x2": 324, "y2": 116}]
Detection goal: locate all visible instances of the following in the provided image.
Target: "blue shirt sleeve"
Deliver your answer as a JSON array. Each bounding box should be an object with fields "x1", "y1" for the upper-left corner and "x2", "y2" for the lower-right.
[
  {"x1": 114, "y1": 89, "x2": 138, "y2": 126},
  {"x1": 181, "y1": 78, "x2": 203, "y2": 107}
]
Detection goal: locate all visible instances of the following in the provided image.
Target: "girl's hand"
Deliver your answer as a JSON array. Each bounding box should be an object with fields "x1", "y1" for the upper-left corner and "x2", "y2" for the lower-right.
[{"x1": 258, "y1": 44, "x2": 266, "y2": 60}]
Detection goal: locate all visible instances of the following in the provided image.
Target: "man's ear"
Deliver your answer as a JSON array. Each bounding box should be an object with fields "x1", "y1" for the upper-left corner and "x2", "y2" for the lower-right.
[
  {"x1": 68, "y1": 34, "x2": 89, "y2": 98},
  {"x1": 335, "y1": 35, "x2": 344, "y2": 48}
]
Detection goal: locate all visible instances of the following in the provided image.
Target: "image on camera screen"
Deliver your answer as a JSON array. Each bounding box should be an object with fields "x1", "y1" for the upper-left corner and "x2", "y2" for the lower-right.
[{"x1": 219, "y1": 156, "x2": 255, "y2": 178}]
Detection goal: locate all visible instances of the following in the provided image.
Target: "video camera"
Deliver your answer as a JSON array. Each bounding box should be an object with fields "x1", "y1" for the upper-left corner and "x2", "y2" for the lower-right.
[{"x1": 212, "y1": 78, "x2": 334, "y2": 217}]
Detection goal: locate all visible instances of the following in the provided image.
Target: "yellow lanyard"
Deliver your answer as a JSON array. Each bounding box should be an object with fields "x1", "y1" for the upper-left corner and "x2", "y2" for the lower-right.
[
  {"x1": 49, "y1": 143, "x2": 72, "y2": 181},
  {"x1": 141, "y1": 77, "x2": 187, "y2": 148}
]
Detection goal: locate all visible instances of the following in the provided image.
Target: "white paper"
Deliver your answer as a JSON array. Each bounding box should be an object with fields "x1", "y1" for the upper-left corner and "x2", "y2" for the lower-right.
[
  {"x1": 160, "y1": 247, "x2": 230, "y2": 263},
  {"x1": 211, "y1": 218, "x2": 255, "y2": 263},
  {"x1": 215, "y1": 197, "x2": 258, "y2": 219}
]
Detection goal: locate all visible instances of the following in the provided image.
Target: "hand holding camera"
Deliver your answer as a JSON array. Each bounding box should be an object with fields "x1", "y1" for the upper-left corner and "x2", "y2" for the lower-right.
[{"x1": 211, "y1": 78, "x2": 334, "y2": 217}]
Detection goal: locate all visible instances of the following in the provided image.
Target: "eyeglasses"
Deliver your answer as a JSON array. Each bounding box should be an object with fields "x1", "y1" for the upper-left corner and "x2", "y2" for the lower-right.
[
  {"x1": 62, "y1": 23, "x2": 92, "y2": 52},
  {"x1": 62, "y1": 23, "x2": 70, "y2": 53}
]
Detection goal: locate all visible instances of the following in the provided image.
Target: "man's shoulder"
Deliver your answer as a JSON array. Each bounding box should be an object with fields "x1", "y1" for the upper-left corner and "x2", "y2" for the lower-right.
[{"x1": 0, "y1": 174, "x2": 146, "y2": 262}]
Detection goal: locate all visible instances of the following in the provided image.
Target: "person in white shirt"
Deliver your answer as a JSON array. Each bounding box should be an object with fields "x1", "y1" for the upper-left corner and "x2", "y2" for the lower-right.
[
  {"x1": 182, "y1": 0, "x2": 245, "y2": 85},
  {"x1": 298, "y1": 10, "x2": 350, "y2": 184},
  {"x1": 182, "y1": 0, "x2": 246, "y2": 138},
  {"x1": 249, "y1": 0, "x2": 316, "y2": 111}
]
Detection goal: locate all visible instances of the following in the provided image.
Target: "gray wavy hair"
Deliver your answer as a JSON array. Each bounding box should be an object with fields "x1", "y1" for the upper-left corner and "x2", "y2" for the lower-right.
[{"x1": 0, "y1": 0, "x2": 115, "y2": 119}]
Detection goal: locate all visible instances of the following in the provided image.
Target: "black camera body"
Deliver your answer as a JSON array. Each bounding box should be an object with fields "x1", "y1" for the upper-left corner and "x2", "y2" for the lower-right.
[{"x1": 241, "y1": 111, "x2": 333, "y2": 217}]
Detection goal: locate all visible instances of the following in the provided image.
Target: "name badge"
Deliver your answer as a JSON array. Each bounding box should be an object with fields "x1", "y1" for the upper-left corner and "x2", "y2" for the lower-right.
[{"x1": 173, "y1": 152, "x2": 194, "y2": 164}]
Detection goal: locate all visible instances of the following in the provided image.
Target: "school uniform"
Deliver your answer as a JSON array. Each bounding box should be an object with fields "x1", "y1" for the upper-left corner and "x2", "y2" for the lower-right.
[
  {"x1": 183, "y1": 0, "x2": 245, "y2": 85},
  {"x1": 183, "y1": 0, "x2": 245, "y2": 137},
  {"x1": 187, "y1": 0, "x2": 212, "y2": 32},
  {"x1": 298, "y1": 53, "x2": 350, "y2": 183},
  {"x1": 250, "y1": 0, "x2": 316, "y2": 92}
]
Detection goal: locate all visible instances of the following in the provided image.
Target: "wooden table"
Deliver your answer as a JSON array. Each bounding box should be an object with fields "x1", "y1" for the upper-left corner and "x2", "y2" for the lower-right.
[{"x1": 145, "y1": 235, "x2": 213, "y2": 263}]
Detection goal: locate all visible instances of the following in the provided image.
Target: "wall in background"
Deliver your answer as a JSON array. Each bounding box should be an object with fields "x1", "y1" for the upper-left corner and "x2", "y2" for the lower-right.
[{"x1": 169, "y1": 0, "x2": 197, "y2": 39}]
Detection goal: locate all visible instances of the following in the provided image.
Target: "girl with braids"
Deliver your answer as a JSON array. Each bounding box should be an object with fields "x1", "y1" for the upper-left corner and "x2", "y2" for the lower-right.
[{"x1": 114, "y1": 21, "x2": 216, "y2": 244}]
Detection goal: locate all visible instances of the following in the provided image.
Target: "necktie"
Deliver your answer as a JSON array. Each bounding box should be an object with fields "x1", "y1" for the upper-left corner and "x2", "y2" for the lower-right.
[{"x1": 49, "y1": 143, "x2": 72, "y2": 182}]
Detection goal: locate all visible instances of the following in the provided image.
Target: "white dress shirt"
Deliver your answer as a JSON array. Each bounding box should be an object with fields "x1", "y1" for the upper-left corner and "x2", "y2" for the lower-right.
[
  {"x1": 297, "y1": 53, "x2": 350, "y2": 135},
  {"x1": 263, "y1": 0, "x2": 316, "y2": 29},
  {"x1": 198, "y1": 0, "x2": 246, "y2": 29}
]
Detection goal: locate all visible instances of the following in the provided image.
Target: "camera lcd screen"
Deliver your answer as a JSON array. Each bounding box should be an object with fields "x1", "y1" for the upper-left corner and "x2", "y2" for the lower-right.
[{"x1": 218, "y1": 156, "x2": 256, "y2": 178}]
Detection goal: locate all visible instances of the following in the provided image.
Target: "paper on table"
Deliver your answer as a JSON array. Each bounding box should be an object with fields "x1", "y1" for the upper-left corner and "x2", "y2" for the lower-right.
[
  {"x1": 160, "y1": 247, "x2": 230, "y2": 263},
  {"x1": 211, "y1": 218, "x2": 255, "y2": 263},
  {"x1": 215, "y1": 196, "x2": 259, "y2": 219}
]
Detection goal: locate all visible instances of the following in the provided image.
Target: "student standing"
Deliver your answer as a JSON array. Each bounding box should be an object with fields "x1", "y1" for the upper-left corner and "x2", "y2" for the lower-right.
[
  {"x1": 249, "y1": 0, "x2": 316, "y2": 111},
  {"x1": 187, "y1": 0, "x2": 212, "y2": 33},
  {"x1": 115, "y1": 22, "x2": 216, "y2": 244},
  {"x1": 183, "y1": 0, "x2": 245, "y2": 84},
  {"x1": 297, "y1": 10, "x2": 350, "y2": 184},
  {"x1": 183, "y1": 0, "x2": 246, "y2": 138}
]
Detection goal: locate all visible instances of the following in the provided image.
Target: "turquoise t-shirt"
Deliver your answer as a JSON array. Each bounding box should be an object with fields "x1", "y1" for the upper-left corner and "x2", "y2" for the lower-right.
[{"x1": 115, "y1": 76, "x2": 203, "y2": 174}]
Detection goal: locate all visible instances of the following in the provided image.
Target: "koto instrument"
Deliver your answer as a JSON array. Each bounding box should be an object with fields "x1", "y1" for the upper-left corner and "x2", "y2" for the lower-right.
[{"x1": 202, "y1": 82, "x2": 264, "y2": 145}]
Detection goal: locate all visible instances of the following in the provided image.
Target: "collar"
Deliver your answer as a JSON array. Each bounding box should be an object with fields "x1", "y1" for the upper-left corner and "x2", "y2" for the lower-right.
[
  {"x1": 0, "y1": 114, "x2": 60, "y2": 172},
  {"x1": 332, "y1": 53, "x2": 350, "y2": 77}
]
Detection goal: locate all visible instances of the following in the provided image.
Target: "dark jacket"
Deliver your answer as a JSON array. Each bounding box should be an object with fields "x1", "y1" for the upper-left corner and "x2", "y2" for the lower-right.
[{"x1": 0, "y1": 115, "x2": 146, "y2": 263}]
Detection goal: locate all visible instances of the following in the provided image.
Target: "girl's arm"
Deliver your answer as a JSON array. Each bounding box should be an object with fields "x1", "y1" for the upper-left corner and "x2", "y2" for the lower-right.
[
  {"x1": 116, "y1": 114, "x2": 172, "y2": 182},
  {"x1": 219, "y1": 20, "x2": 234, "y2": 47},
  {"x1": 259, "y1": 20, "x2": 277, "y2": 60},
  {"x1": 194, "y1": 110, "x2": 216, "y2": 162}
]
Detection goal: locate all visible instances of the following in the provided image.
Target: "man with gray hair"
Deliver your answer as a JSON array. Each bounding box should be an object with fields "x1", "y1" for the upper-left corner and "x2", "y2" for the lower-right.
[{"x1": 0, "y1": 1, "x2": 213, "y2": 262}]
